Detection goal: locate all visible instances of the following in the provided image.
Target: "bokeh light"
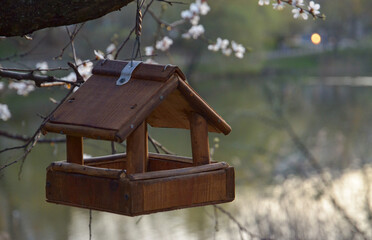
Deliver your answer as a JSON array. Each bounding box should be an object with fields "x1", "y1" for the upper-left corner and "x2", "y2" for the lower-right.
[{"x1": 311, "y1": 33, "x2": 322, "y2": 45}]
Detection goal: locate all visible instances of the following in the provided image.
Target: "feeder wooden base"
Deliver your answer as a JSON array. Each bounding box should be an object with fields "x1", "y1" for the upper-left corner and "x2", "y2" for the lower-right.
[{"x1": 46, "y1": 153, "x2": 235, "y2": 216}]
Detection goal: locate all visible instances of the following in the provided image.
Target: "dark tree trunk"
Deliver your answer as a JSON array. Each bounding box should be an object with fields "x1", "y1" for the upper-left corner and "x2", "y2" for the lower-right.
[{"x1": 0, "y1": 0, "x2": 135, "y2": 37}]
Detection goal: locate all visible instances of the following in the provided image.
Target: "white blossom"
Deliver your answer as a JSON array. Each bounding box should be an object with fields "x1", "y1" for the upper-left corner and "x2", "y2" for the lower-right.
[
  {"x1": 94, "y1": 50, "x2": 105, "y2": 60},
  {"x1": 35, "y1": 61, "x2": 48, "y2": 74},
  {"x1": 231, "y1": 41, "x2": 246, "y2": 59},
  {"x1": 145, "y1": 58, "x2": 158, "y2": 64},
  {"x1": 273, "y1": 2, "x2": 285, "y2": 10},
  {"x1": 190, "y1": 15, "x2": 200, "y2": 25},
  {"x1": 61, "y1": 72, "x2": 76, "y2": 82},
  {"x1": 8, "y1": 81, "x2": 35, "y2": 96},
  {"x1": 77, "y1": 60, "x2": 93, "y2": 80},
  {"x1": 106, "y1": 54, "x2": 114, "y2": 60},
  {"x1": 208, "y1": 44, "x2": 219, "y2": 51},
  {"x1": 0, "y1": 103, "x2": 11, "y2": 121},
  {"x1": 258, "y1": 0, "x2": 270, "y2": 6},
  {"x1": 292, "y1": 8, "x2": 308, "y2": 20},
  {"x1": 222, "y1": 48, "x2": 232, "y2": 56},
  {"x1": 62, "y1": 59, "x2": 93, "y2": 83},
  {"x1": 308, "y1": 1, "x2": 320, "y2": 15},
  {"x1": 106, "y1": 43, "x2": 116, "y2": 54},
  {"x1": 183, "y1": 25, "x2": 205, "y2": 39},
  {"x1": 181, "y1": 10, "x2": 193, "y2": 19},
  {"x1": 181, "y1": 0, "x2": 210, "y2": 25},
  {"x1": 190, "y1": 0, "x2": 210, "y2": 15},
  {"x1": 155, "y1": 36, "x2": 173, "y2": 51},
  {"x1": 198, "y1": 0, "x2": 210, "y2": 15},
  {"x1": 208, "y1": 38, "x2": 229, "y2": 51},
  {"x1": 145, "y1": 46, "x2": 154, "y2": 56},
  {"x1": 292, "y1": 0, "x2": 304, "y2": 6},
  {"x1": 0, "y1": 82, "x2": 4, "y2": 91}
]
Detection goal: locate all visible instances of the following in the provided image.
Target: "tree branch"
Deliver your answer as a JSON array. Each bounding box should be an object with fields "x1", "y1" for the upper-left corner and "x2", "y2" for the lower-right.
[
  {"x1": 0, "y1": 130, "x2": 65, "y2": 143},
  {"x1": 0, "y1": 69, "x2": 79, "y2": 87},
  {"x1": 0, "y1": 0, "x2": 135, "y2": 37}
]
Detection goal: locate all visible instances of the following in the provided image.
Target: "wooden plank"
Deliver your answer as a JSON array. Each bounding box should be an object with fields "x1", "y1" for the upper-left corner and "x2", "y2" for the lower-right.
[
  {"x1": 47, "y1": 162, "x2": 125, "y2": 179},
  {"x1": 178, "y1": 79, "x2": 232, "y2": 135},
  {"x1": 66, "y1": 135, "x2": 83, "y2": 165},
  {"x1": 225, "y1": 167, "x2": 235, "y2": 200},
  {"x1": 190, "y1": 112, "x2": 210, "y2": 165},
  {"x1": 115, "y1": 75, "x2": 179, "y2": 141},
  {"x1": 46, "y1": 164, "x2": 234, "y2": 216},
  {"x1": 92, "y1": 60, "x2": 186, "y2": 81},
  {"x1": 147, "y1": 89, "x2": 193, "y2": 130},
  {"x1": 148, "y1": 152, "x2": 193, "y2": 163},
  {"x1": 141, "y1": 169, "x2": 228, "y2": 212},
  {"x1": 46, "y1": 170, "x2": 131, "y2": 215},
  {"x1": 49, "y1": 74, "x2": 165, "y2": 136},
  {"x1": 128, "y1": 162, "x2": 228, "y2": 181},
  {"x1": 43, "y1": 122, "x2": 118, "y2": 141},
  {"x1": 126, "y1": 121, "x2": 148, "y2": 174},
  {"x1": 84, "y1": 154, "x2": 126, "y2": 169}
]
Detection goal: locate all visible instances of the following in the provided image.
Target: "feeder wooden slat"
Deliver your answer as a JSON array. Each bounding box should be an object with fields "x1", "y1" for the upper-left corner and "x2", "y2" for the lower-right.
[
  {"x1": 46, "y1": 161, "x2": 234, "y2": 216},
  {"x1": 127, "y1": 162, "x2": 228, "y2": 181},
  {"x1": 126, "y1": 121, "x2": 148, "y2": 174},
  {"x1": 50, "y1": 74, "x2": 165, "y2": 134},
  {"x1": 178, "y1": 79, "x2": 231, "y2": 135},
  {"x1": 43, "y1": 122, "x2": 118, "y2": 141},
  {"x1": 66, "y1": 135, "x2": 83, "y2": 165},
  {"x1": 92, "y1": 60, "x2": 186, "y2": 82},
  {"x1": 47, "y1": 162, "x2": 125, "y2": 179},
  {"x1": 190, "y1": 112, "x2": 210, "y2": 165}
]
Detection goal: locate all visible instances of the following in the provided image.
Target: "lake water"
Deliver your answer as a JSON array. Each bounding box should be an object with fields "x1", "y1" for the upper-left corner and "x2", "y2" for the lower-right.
[{"x1": 1, "y1": 76, "x2": 372, "y2": 239}]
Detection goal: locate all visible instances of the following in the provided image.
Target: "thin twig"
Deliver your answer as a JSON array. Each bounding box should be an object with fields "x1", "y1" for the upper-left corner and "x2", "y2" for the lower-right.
[
  {"x1": 0, "y1": 34, "x2": 48, "y2": 62},
  {"x1": 66, "y1": 26, "x2": 78, "y2": 65},
  {"x1": 0, "y1": 130, "x2": 65, "y2": 143},
  {"x1": 0, "y1": 88, "x2": 74, "y2": 172},
  {"x1": 0, "y1": 67, "x2": 70, "y2": 72},
  {"x1": 55, "y1": 23, "x2": 85, "y2": 59},
  {"x1": 215, "y1": 206, "x2": 272, "y2": 240},
  {"x1": 148, "y1": 135, "x2": 160, "y2": 153},
  {"x1": 149, "y1": 137, "x2": 174, "y2": 154},
  {"x1": 89, "y1": 210, "x2": 92, "y2": 240},
  {"x1": 0, "y1": 70, "x2": 80, "y2": 87}
]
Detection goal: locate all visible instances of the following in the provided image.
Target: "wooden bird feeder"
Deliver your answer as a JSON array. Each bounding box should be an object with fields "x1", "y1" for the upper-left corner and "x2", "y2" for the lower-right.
[{"x1": 42, "y1": 60, "x2": 234, "y2": 216}]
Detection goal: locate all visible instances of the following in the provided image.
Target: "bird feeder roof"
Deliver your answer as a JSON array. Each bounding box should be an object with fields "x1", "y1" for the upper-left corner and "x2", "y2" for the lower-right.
[{"x1": 42, "y1": 60, "x2": 231, "y2": 142}]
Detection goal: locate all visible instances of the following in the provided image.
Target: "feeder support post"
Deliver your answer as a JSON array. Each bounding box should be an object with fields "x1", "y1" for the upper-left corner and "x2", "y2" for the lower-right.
[
  {"x1": 126, "y1": 121, "x2": 148, "y2": 174},
  {"x1": 190, "y1": 112, "x2": 210, "y2": 165},
  {"x1": 66, "y1": 135, "x2": 84, "y2": 165}
]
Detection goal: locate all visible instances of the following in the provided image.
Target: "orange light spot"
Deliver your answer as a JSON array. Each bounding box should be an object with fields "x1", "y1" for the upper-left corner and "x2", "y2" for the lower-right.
[{"x1": 311, "y1": 33, "x2": 321, "y2": 45}]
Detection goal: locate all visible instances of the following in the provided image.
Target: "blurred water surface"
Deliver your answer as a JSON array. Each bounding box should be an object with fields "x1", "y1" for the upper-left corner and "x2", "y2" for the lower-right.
[{"x1": 1, "y1": 75, "x2": 372, "y2": 239}]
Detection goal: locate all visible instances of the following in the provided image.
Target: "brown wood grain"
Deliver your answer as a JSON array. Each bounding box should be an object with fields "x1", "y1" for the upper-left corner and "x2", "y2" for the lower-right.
[
  {"x1": 50, "y1": 75, "x2": 165, "y2": 135},
  {"x1": 48, "y1": 162, "x2": 125, "y2": 179},
  {"x1": 115, "y1": 76, "x2": 179, "y2": 141},
  {"x1": 128, "y1": 162, "x2": 228, "y2": 181},
  {"x1": 142, "y1": 169, "x2": 228, "y2": 212},
  {"x1": 66, "y1": 135, "x2": 83, "y2": 165},
  {"x1": 46, "y1": 160, "x2": 235, "y2": 216},
  {"x1": 46, "y1": 171, "x2": 131, "y2": 215},
  {"x1": 126, "y1": 121, "x2": 148, "y2": 174},
  {"x1": 178, "y1": 79, "x2": 232, "y2": 135},
  {"x1": 43, "y1": 122, "x2": 118, "y2": 141},
  {"x1": 190, "y1": 113, "x2": 210, "y2": 165}
]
